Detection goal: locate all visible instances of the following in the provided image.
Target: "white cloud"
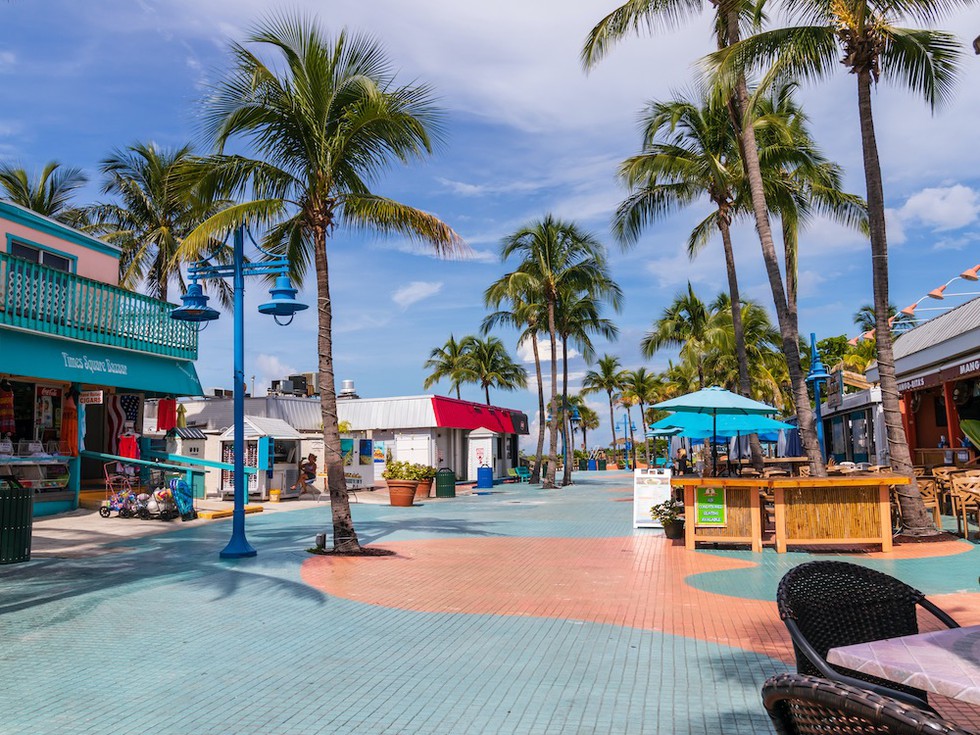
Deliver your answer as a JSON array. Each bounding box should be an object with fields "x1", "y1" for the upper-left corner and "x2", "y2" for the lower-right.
[
  {"x1": 517, "y1": 335, "x2": 580, "y2": 364},
  {"x1": 0, "y1": 51, "x2": 15, "y2": 71},
  {"x1": 897, "y1": 185, "x2": 980, "y2": 232},
  {"x1": 392, "y1": 280, "x2": 443, "y2": 308},
  {"x1": 885, "y1": 208, "x2": 906, "y2": 245},
  {"x1": 253, "y1": 353, "x2": 296, "y2": 395}
]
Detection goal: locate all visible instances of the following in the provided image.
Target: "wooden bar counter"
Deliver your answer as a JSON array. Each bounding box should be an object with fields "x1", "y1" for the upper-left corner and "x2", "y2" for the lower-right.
[{"x1": 670, "y1": 475, "x2": 910, "y2": 553}]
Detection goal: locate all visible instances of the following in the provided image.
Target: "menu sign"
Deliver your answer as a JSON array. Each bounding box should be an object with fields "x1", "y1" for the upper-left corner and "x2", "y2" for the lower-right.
[
  {"x1": 695, "y1": 486, "x2": 727, "y2": 527},
  {"x1": 633, "y1": 468, "x2": 672, "y2": 528}
]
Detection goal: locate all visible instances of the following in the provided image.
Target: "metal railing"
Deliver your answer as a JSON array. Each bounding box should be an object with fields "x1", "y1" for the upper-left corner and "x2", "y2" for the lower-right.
[{"x1": 0, "y1": 251, "x2": 198, "y2": 360}]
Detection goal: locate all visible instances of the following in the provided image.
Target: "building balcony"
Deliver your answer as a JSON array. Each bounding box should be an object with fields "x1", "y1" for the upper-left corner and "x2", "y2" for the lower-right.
[{"x1": 0, "y1": 250, "x2": 198, "y2": 361}]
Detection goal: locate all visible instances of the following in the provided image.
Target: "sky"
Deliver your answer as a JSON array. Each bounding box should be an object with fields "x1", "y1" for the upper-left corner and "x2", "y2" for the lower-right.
[{"x1": 3, "y1": 1, "x2": 980, "y2": 449}]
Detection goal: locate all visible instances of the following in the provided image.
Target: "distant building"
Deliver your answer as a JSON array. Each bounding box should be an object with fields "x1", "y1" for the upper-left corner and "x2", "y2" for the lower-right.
[{"x1": 268, "y1": 372, "x2": 318, "y2": 397}]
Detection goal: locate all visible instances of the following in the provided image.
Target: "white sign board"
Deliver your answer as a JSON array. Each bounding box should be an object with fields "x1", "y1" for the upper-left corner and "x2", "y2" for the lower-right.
[
  {"x1": 78, "y1": 390, "x2": 104, "y2": 405},
  {"x1": 634, "y1": 467, "x2": 672, "y2": 528}
]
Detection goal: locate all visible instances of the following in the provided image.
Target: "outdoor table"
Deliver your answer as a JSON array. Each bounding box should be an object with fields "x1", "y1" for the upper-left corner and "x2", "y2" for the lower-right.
[
  {"x1": 736, "y1": 457, "x2": 811, "y2": 475},
  {"x1": 827, "y1": 625, "x2": 980, "y2": 705},
  {"x1": 769, "y1": 475, "x2": 907, "y2": 553}
]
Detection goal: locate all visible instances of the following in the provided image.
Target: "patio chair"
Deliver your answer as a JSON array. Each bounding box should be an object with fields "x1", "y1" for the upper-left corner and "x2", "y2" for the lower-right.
[
  {"x1": 777, "y1": 560, "x2": 960, "y2": 710},
  {"x1": 762, "y1": 673, "x2": 975, "y2": 735},
  {"x1": 950, "y1": 475, "x2": 980, "y2": 540},
  {"x1": 514, "y1": 466, "x2": 531, "y2": 482}
]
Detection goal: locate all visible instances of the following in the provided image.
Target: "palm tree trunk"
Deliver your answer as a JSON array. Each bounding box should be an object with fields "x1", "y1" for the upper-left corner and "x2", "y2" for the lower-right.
[
  {"x1": 724, "y1": 10, "x2": 825, "y2": 477},
  {"x1": 455, "y1": 384, "x2": 461, "y2": 400},
  {"x1": 718, "y1": 214, "x2": 764, "y2": 472},
  {"x1": 544, "y1": 300, "x2": 560, "y2": 488},
  {"x1": 607, "y1": 391, "x2": 618, "y2": 467},
  {"x1": 314, "y1": 224, "x2": 359, "y2": 552},
  {"x1": 856, "y1": 70, "x2": 933, "y2": 535},
  {"x1": 530, "y1": 333, "x2": 546, "y2": 483},
  {"x1": 561, "y1": 341, "x2": 573, "y2": 486},
  {"x1": 485, "y1": 384, "x2": 491, "y2": 405}
]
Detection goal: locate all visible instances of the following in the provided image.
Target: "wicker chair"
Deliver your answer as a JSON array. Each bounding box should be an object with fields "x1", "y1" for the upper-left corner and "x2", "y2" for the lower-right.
[
  {"x1": 950, "y1": 475, "x2": 980, "y2": 540},
  {"x1": 777, "y1": 560, "x2": 960, "y2": 710},
  {"x1": 762, "y1": 673, "x2": 976, "y2": 735}
]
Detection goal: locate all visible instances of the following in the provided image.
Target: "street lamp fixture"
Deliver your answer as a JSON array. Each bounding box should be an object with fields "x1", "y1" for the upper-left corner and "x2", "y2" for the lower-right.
[
  {"x1": 171, "y1": 225, "x2": 307, "y2": 559},
  {"x1": 805, "y1": 332, "x2": 829, "y2": 459}
]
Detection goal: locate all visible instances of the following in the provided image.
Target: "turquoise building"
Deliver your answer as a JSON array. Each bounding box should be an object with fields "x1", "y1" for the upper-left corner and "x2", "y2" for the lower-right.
[{"x1": 0, "y1": 201, "x2": 203, "y2": 515}]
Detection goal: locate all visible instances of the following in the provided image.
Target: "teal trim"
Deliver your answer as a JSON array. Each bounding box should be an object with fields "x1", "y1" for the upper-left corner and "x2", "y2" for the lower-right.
[
  {"x1": 0, "y1": 329, "x2": 203, "y2": 396},
  {"x1": 80, "y1": 451, "x2": 208, "y2": 490},
  {"x1": 142, "y1": 448, "x2": 258, "y2": 475},
  {"x1": 0, "y1": 200, "x2": 120, "y2": 258},
  {"x1": 6, "y1": 234, "x2": 78, "y2": 274},
  {"x1": 33, "y1": 498, "x2": 75, "y2": 517},
  {"x1": 0, "y1": 250, "x2": 198, "y2": 360}
]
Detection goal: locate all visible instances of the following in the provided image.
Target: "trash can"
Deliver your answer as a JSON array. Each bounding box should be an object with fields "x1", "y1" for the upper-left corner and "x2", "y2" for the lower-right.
[
  {"x1": 0, "y1": 476, "x2": 33, "y2": 565},
  {"x1": 435, "y1": 468, "x2": 456, "y2": 498},
  {"x1": 578, "y1": 459, "x2": 588, "y2": 471},
  {"x1": 476, "y1": 465, "x2": 493, "y2": 490},
  {"x1": 587, "y1": 459, "x2": 597, "y2": 471},
  {"x1": 598, "y1": 459, "x2": 607, "y2": 471}
]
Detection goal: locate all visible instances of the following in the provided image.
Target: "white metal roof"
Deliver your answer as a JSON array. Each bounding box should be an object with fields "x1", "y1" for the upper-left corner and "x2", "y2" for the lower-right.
[
  {"x1": 892, "y1": 296, "x2": 980, "y2": 360},
  {"x1": 218, "y1": 416, "x2": 303, "y2": 441}
]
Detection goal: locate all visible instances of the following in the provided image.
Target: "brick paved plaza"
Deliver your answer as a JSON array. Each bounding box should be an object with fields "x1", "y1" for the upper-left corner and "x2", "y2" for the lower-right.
[{"x1": 2, "y1": 471, "x2": 978, "y2": 734}]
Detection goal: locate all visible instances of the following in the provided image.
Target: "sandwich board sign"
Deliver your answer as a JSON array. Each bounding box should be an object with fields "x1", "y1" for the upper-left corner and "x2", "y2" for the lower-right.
[{"x1": 633, "y1": 467, "x2": 672, "y2": 528}]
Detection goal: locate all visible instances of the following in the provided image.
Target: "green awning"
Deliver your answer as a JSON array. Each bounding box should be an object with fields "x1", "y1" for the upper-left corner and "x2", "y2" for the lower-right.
[{"x1": 0, "y1": 328, "x2": 203, "y2": 396}]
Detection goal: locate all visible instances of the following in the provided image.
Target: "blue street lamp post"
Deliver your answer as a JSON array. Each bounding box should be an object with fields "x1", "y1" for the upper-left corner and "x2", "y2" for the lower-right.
[
  {"x1": 171, "y1": 226, "x2": 307, "y2": 558},
  {"x1": 806, "y1": 332, "x2": 830, "y2": 460},
  {"x1": 616, "y1": 413, "x2": 636, "y2": 469}
]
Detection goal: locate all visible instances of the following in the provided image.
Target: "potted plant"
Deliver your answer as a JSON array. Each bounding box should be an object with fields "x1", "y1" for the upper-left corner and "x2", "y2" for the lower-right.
[
  {"x1": 382, "y1": 461, "x2": 419, "y2": 507},
  {"x1": 650, "y1": 499, "x2": 685, "y2": 539},
  {"x1": 412, "y1": 463, "x2": 437, "y2": 500}
]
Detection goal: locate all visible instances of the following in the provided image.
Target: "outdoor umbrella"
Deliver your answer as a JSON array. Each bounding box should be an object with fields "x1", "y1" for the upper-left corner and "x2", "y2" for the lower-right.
[
  {"x1": 652, "y1": 387, "x2": 778, "y2": 475},
  {"x1": 648, "y1": 412, "x2": 792, "y2": 439},
  {"x1": 646, "y1": 426, "x2": 684, "y2": 467}
]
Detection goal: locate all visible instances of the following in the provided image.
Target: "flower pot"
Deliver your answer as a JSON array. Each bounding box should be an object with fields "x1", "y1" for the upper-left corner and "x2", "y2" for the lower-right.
[
  {"x1": 415, "y1": 478, "x2": 433, "y2": 501},
  {"x1": 662, "y1": 519, "x2": 685, "y2": 540},
  {"x1": 387, "y1": 480, "x2": 418, "y2": 507}
]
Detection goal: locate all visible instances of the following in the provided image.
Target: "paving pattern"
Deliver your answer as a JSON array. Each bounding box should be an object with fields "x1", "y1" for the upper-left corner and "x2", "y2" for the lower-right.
[{"x1": 1, "y1": 471, "x2": 978, "y2": 734}]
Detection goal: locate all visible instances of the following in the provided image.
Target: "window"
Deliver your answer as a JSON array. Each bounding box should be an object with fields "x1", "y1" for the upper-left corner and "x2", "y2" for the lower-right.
[{"x1": 9, "y1": 241, "x2": 72, "y2": 273}]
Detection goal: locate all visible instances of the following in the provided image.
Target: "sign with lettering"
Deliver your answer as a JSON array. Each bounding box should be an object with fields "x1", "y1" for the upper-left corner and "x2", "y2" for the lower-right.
[
  {"x1": 61, "y1": 351, "x2": 129, "y2": 377},
  {"x1": 79, "y1": 390, "x2": 104, "y2": 405},
  {"x1": 695, "y1": 485, "x2": 727, "y2": 527},
  {"x1": 939, "y1": 357, "x2": 980, "y2": 383},
  {"x1": 633, "y1": 467, "x2": 672, "y2": 528},
  {"x1": 897, "y1": 373, "x2": 941, "y2": 393},
  {"x1": 825, "y1": 370, "x2": 843, "y2": 408}
]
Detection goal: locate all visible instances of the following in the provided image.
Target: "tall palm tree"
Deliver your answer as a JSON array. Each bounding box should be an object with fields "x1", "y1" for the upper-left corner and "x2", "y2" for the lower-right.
[
  {"x1": 193, "y1": 16, "x2": 464, "y2": 551},
  {"x1": 583, "y1": 0, "x2": 827, "y2": 477},
  {"x1": 485, "y1": 277, "x2": 548, "y2": 482},
  {"x1": 89, "y1": 142, "x2": 231, "y2": 302},
  {"x1": 461, "y1": 335, "x2": 528, "y2": 405},
  {"x1": 0, "y1": 161, "x2": 88, "y2": 226},
  {"x1": 582, "y1": 354, "x2": 627, "y2": 463},
  {"x1": 621, "y1": 368, "x2": 662, "y2": 466},
  {"x1": 576, "y1": 403, "x2": 600, "y2": 458},
  {"x1": 423, "y1": 334, "x2": 473, "y2": 400},
  {"x1": 500, "y1": 215, "x2": 616, "y2": 489},
  {"x1": 642, "y1": 283, "x2": 713, "y2": 387},
  {"x1": 714, "y1": 0, "x2": 968, "y2": 534}
]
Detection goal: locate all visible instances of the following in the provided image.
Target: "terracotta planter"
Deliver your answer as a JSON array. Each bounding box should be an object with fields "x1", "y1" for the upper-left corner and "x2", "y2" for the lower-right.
[
  {"x1": 415, "y1": 478, "x2": 433, "y2": 501},
  {"x1": 662, "y1": 519, "x2": 685, "y2": 540},
  {"x1": 387, "y1": 480, "x2": 419, "y2": 507}
]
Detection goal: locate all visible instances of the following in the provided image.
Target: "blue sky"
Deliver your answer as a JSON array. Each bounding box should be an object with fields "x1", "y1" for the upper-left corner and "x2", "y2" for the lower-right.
[{"x1": 3, "y1": 1, "x2": 980, "y2": 448}]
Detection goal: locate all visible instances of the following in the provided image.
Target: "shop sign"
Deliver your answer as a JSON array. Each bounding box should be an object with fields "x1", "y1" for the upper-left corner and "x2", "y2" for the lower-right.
[
  {"x1": 695, "y1": 485, "x2": 727, "y2": 527},
  {"x1": 825, "y1": 370, "x2": 843, "y2": 408},
  {"x1": 79, "y1": 390, "x2": 104, "y2": 405},
  {"x1": 939, "y1": 357, "x2": 980, "y2": 383},
  {"x1": 60, "y1": 350, "x2": 129, "y2": 377},
  {"x1": 897, "y1": 373, "x2": 941, "y2": 393}
]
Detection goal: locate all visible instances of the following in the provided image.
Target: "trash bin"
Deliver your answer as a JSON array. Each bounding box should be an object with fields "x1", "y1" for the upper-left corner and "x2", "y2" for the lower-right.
[
  {"x1": 587, "y1": 459, "x2": 597, "y2": 471},
  {"x1": 476, "y1": 465, "x2": 493, "y2": 490},
  {"x1": 0, "y1": 476, "x2": 33, "y2": 565},
  {"x1": 435, "y1": 468, "x2": 456, "y2": 498},
  {"x1": 598, "y1": 459, "x2": 607, "y2": 471},
  {"x1": 578, "y1": 459, "x2": 588, "y2": 471}
]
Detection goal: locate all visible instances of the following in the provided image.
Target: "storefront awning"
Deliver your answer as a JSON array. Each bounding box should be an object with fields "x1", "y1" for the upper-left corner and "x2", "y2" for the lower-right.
[
  {"x1": 0, "y1": 328, "x2": 203, "y2": 397},
  {"x1": 431, "y1": 396, "x2": 519, "y2": 433}
]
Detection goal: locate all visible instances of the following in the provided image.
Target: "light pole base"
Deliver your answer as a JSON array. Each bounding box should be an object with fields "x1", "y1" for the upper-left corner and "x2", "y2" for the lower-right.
[{"x1": 220, "y1": 538, "x2": 257, "y2": 559}]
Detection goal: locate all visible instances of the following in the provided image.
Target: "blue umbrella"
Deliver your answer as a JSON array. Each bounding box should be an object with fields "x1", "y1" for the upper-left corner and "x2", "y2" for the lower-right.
[
  {"x1": 652, "y1": 387, "x2": 779, "y2": 475},
  {"x1": 648, "y1": 412, "x2": 792, "y2": 438}
]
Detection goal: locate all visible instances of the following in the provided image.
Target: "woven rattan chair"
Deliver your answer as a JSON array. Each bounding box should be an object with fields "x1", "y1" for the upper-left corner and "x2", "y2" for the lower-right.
[
  {"x1": 762, "y1": 673, "x2": 976, "y2": 735},
  {"x1": 950, "y1": 475, "x2": 980, "y2": 540},
  {"x1": 777, "y1": 560, "x2": 960, "y2": 710}
]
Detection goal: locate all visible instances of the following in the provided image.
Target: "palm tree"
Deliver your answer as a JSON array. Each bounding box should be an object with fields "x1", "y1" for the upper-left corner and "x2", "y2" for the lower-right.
[
  {"x1": 642, "y1": 283, "x2": 713, "y2": 387},
  {"x1": 89, "y1": 142, "x2": 232, "y2": 302},
  {"x1": 0, "y1": 161, "x2": 88, "y2": 226},
  {"x1": 581, "y1": 354, "x2": 627, "y2": 466},
  {"x1": 583, "y1": 0, "x2": 827, "y2": 478},
  {"x1": 577, "y1": 403, "x2": 600, "y2": 458},
  {"x1": 714, "y1": 0, "x2": 968, "y2": 534},
  {"x1": 621, "y1": 368, "x2": 661, "y2": 466},
  {"x1": 853, "y1": 303, "x2": 912, "y2": 334},
  {"x1": 423, "y1": 334, "x2": 473, "y2": 400},
  {"x1": 485, "y1": 277, "x2": 548, "y2": 482},
  {"x1": 500, "y1": 215, "x2": 616, "y2": 489},
  {"x1": 461, "y1": 335, "x2": 528, "y2": 405},
  {"x1": 194, "y1": 16, "x2": 464, "y2": 552}
]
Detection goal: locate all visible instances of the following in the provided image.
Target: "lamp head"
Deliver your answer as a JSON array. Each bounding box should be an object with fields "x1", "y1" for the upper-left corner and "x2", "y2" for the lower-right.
[
  {"x1": 928, "y1": 284, "x2": 947, "y2": 300},
  {"x1": 961, "y1": 264, "x2": 980, "y2": 282},
  {"x1": 258, "y1": 275, "x2": 308, "y2": 325},
  {"x1": 170, "y1": 281, "x2": 220, "y2": 325}
]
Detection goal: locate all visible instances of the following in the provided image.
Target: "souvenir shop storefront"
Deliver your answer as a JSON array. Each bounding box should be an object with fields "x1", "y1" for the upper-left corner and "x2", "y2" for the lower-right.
[{"x1": 0, "y1": 329, "x2": 202, "y2": 516}]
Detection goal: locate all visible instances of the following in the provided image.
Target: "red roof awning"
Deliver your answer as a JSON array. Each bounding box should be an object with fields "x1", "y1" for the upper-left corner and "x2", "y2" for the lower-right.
[{"x1": 431, "y1": 396, "x2": 517, "y2": 433}]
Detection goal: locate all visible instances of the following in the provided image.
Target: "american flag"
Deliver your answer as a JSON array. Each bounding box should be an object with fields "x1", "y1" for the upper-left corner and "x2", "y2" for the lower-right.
[{"x1": 106, "y1": 394, "x2": 140, "y2": 453}]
